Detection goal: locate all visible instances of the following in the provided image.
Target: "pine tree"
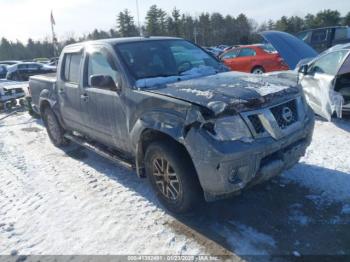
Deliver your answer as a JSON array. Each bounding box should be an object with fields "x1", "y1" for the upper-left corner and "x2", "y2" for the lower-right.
[
  {"x1": 344, "y1": 12, "x2": 350, "y2": 26},
  {"x1": 117, "y1": 9, "x2": 138, "y2": 37}
]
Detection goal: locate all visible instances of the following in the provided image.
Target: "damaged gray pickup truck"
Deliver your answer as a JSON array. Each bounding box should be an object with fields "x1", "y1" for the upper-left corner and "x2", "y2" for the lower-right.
[{"x1": 29, "y1": 37, "x2": 315, "y2": 213}]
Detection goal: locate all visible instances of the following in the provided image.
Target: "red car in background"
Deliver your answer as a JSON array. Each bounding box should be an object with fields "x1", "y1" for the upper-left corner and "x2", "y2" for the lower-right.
[{"x1": 219, "y1": 44, "x2": 289, "y2": 74}]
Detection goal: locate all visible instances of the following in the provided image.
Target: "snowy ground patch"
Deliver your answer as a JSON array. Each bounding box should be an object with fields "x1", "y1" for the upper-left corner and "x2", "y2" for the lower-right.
[
  {"x1": 284, "y1": 119, "x2": 350, "y2": 203},
  {"x1": 0, "y1": 112, "x2": 350, "y2": 256}
]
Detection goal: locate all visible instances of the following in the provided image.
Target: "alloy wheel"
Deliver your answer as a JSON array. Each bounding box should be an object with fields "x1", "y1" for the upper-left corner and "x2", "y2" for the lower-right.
[{"x1": 152, "y1": 157, "x2": 181, "y2": 201}]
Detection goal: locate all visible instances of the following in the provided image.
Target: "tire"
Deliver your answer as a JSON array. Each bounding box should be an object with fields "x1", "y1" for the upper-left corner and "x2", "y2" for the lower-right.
[
  {"x1": 251, "y1": 66, "x2": 265, "y2": 74},
  {"x1": 145, "y1": 141, "x2": 202, "y2": 214},
  {"x1": 28, "y1": 108, "x2": 41, "y2": 119},
  {"x1": 4, "y1": 101, "x2": 12, "y2": 110},
  {"x1": 11, "y1": 99, "x2": 17, "y2": 107},
  {"x1": 19, "y1": 99, "x2": 25, "y2": 107},
  {"x1": 42, "y1": 107, "x2": 69, "y2": 147}
]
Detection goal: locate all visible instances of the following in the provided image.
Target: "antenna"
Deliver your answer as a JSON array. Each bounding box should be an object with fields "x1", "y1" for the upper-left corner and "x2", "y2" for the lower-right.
[{"x1": 136, "y1": 0, "x2": 142, "y2": 37}]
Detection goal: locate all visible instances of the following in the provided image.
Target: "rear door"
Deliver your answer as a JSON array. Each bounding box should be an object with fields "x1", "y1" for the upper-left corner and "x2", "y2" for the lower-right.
[
  {"x1": 80, "y1": 45, "x2": 129, "y2": 151},
  {"x1": 235, "y1": 48, "x2": 256, "y2": 72},
  {"x1": 57, "y1": 50, "x2": 85, "y2": 132}
]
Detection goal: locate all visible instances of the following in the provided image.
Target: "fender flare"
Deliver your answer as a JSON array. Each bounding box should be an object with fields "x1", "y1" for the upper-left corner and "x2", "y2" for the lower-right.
[
  {"x1": 38, "y1": 89, "x2": 66, "y2": 129},
  {"x1": 129, "y1": 111, "x2": 187, "y2": 177}
]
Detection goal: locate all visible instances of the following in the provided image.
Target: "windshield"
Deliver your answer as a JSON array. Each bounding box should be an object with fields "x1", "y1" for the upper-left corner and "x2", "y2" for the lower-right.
[{"x1": 115, "y1": 39, "x2": 223, "y2": 81}]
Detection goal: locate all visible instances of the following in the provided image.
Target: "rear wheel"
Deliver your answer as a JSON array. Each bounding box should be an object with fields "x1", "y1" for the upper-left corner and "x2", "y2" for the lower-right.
[
  {"x1": 145, "y1": 141, "x2": 202, "y2": 214},
  {"x1": 19, "y1": 99, "x2": 25, "y2": 107},
  {"x1": 4, "y1": 101, "x2": 12, "y2": 110},
  {"x1": 252, "y1": 66, "x2": 265, "y2": 74},
  {"x1": 43, "y1": 107, "x2": 69, "y2": 147}
]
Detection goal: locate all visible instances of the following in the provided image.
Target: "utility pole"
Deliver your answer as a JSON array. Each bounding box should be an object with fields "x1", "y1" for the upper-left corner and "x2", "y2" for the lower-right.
[
  {"x1": 194, "y1": 26, "x2": 198, "y2": 44},
  {"x1": 136, "y1": 0, "x2": 143, "y2": 37},
  {"x1": 50, "y1": 10, "x2": 57, "y2": 57}
]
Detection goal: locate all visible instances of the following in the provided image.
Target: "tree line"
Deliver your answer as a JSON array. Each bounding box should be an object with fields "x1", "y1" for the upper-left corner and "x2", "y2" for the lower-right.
[{"x1": 1, "y1": 6, "x2": 350, "y2": 60}]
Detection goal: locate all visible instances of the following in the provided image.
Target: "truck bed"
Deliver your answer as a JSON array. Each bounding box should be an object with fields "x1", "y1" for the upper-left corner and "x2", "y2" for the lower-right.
[{"x1": 29, "y1": 73, "x2": 57, "y2": 114}]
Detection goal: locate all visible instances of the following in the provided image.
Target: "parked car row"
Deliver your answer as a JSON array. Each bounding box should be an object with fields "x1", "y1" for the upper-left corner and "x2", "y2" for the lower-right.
[
  {"x1": 6, "y1": 62, "x2": 56, "y2": 81},
  {"x1": 0, "y1": 60, "x2": 57, "y2": 81}
]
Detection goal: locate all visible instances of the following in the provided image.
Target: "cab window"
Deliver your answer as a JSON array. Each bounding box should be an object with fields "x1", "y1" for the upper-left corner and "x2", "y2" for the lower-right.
[
  {"x1": 86, "y1": 49, "x2": 119, "y2": 86},
  {"x1": 62, "y1": 52, "x2": 82, "y2": 84}
]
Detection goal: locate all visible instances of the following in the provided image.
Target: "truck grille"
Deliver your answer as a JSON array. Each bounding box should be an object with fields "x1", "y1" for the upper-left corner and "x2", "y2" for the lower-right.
[
  {"x1": 245, "y1": 99, "x2": 299, "y2": 136},
  {"x1": 270, "y1": 100, "x2": 298, "y2": 129}
]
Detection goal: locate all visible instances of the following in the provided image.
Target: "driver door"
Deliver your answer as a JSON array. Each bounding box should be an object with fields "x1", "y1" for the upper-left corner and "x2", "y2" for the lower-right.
[{"x1": 80, "y1": 46, "x2": 129, "y2": 151}]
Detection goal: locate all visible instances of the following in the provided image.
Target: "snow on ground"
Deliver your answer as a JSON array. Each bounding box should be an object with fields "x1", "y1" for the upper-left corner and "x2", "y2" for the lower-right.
[
  {"x1": 0, "y1": 112, "x2": 233, "y2": 257},
  {"x1": 0, "y1": 111, "x2": 349, "y2": 257},
  {"x1": 284, "y1": 119, "x2": 350, "y2": 202}
]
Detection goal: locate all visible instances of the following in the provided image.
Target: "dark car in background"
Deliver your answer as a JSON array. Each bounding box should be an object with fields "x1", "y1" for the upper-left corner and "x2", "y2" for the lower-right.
[
  {"x1": 0, "y1": 64, "x2": 8, "y2": 78},
  {"x1": 6, "y1": 62, "x2": 56, "y2": 81},
  {"x1": 0, "y1": 60, "x2": 21, "y2": 66},
  {"x1": 296, "y1": 26, "x2": 350, "y2": 52}
]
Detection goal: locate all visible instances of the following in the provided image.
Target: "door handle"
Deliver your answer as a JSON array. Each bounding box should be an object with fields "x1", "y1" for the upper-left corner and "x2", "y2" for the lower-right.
[
  {"x1": 58, "y1": 88, "x2": 65, "y2": 94},
  {"x1": 81, "y1": 94, "x2": 89, "y2": 102}
]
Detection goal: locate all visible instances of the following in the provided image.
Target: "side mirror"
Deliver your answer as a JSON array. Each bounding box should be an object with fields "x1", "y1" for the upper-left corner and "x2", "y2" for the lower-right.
[
  {"x1": 298, "y1": 64, "x2": 309, "y2": 75},
  {"x1": 90, "y1": 74, "x2": 121, "y2": 92}
]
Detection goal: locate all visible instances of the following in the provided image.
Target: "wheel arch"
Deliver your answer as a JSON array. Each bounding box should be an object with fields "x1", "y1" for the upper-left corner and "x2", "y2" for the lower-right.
[
  {"x1": 135, "y1": 128, "x2": 198, "y2": 183},
  {"x1": 39, "y1": 99, "x2": 51, "y2": 116},
  {"x1": 251, "y1": 65, "x2": 265, "y2": 73}
]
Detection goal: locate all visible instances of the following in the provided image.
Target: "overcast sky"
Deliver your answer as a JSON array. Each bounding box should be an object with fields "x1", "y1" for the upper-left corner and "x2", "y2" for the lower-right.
[{"x1": 0, "y1": 0, "x2": 349, "y2": 42}]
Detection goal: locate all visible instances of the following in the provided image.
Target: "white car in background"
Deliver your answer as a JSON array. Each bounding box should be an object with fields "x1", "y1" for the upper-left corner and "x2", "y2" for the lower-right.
[{"x1": 262, "y1": 31, "x2": 350, "y2": 121}]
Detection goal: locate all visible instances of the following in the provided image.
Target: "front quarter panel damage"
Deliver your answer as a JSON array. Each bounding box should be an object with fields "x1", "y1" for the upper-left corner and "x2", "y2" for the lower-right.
[{"x1": 128, "y1": 90, "x2": 211, "y2": 177}]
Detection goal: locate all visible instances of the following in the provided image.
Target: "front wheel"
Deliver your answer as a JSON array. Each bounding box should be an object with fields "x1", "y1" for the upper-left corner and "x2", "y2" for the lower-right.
[
  {"x1": 43, "y1": 107, "x2": 69, "y2": 147},
  {"x1": 145, "y1": 141, "x2": 202, "y2": 214}
]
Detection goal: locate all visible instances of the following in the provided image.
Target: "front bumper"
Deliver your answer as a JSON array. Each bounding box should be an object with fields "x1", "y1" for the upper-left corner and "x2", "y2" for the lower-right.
[{"x1": 185, "y1": 107, "x2": 315, "y2": 202}]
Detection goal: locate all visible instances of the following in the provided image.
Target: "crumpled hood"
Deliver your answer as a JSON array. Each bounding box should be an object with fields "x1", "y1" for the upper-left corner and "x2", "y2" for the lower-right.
[{"x1": 147, "y1": 71, "x2": 300, "y2": 115}]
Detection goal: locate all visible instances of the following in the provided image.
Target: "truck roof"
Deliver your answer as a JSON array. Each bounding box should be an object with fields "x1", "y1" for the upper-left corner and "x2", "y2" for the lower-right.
[{"x1": 65, "y1": 36, "x2": 183, "y2": 50}]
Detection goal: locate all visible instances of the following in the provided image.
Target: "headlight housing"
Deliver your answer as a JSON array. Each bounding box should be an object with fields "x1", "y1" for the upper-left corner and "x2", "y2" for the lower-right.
[{"x1": 211, "y1": 115, "x2": 253, "y2": 142}]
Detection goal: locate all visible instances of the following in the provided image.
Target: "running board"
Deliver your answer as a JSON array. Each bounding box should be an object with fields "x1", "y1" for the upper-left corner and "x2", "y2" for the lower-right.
[{"x1": 64, "y1": 133, "x2": 135, "y2": 170}]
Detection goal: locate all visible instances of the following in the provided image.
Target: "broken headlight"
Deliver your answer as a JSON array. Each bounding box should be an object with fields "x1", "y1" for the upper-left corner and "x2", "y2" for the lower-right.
[{"x1": 210, "y1": 115, "x2": 253, "y2": 142}]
